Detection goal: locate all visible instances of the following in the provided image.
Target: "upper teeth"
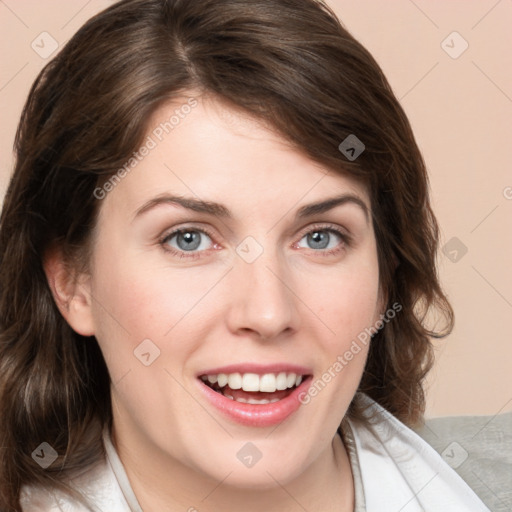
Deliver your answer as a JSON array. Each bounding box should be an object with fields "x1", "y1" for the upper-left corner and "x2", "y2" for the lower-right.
[{"x1": 202, "y1": 372, "x2": 303, "y2": 393}]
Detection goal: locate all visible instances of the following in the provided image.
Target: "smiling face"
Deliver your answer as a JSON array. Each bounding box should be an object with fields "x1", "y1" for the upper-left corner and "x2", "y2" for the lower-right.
[{"x1": 73, "y1": 95, "x2": 382, "y2": 491}]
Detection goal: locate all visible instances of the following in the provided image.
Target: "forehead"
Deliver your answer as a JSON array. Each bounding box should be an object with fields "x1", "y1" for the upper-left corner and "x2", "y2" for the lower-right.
[{"x1": 101, "y1": 95, "x2": 370, "y2": 219}]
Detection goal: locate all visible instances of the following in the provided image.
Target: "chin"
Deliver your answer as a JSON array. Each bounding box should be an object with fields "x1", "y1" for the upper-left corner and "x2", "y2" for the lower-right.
[{"x1": 190, "y1": 441, "x2": 310, "y2": 490}]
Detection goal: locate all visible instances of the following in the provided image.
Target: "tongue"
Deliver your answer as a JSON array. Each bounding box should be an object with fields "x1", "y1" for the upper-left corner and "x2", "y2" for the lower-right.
[{"x1": 222, "y1": 385, "x2": 293, "y2": 401}]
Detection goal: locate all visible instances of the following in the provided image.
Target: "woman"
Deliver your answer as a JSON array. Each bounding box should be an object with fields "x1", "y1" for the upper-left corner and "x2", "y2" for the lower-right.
[{"x1": 0, "y1": 0, "x2": 490, "y2": 510}]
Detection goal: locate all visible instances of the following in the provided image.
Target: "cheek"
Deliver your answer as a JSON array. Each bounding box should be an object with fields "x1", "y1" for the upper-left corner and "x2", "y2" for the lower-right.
[
  {"x1": 303, "y1": 257, "x2": 381, "y2": 348},
  {"x1": 88, "y1": 248, "x2": 227, "y2": 371},
  {"x1": 293, "y1": 256, "x2": 379, "y2": 439}
]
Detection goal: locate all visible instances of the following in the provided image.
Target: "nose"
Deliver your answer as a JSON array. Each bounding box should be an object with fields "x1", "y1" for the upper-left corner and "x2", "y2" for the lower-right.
[{"x1": 225, "y1": 249, "x2": 301, "y2": 340}]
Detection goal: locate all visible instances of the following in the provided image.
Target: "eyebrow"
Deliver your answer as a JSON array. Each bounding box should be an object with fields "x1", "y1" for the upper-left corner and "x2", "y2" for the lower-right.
[
  {"x1": 134, "y1": 195, "x2": 231, "y2": 219},
  {"x1": 133, "y1": 193, "x2": 370, "y2": 223},
  {"x1": 296, "y1": 194, "x2": 369, "y2": 223}
]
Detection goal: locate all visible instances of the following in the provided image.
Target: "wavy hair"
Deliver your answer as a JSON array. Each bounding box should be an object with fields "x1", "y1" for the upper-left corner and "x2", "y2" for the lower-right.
[{"x1": 0, "y1": 0, "x2": 453, "y2": 509}]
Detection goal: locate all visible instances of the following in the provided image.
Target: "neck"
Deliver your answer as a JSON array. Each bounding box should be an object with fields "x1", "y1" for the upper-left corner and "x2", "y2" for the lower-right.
[{"x1": 112, "y1": 425, "x2": 354, "y2": 512}]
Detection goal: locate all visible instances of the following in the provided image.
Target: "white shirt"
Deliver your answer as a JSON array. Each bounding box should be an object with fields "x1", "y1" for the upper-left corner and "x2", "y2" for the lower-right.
[{"x1": 20, "y1": 393, "x2": 490, "y2": 511}]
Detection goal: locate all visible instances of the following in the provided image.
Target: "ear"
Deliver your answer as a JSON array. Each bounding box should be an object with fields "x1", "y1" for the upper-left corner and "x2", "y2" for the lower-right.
[{"x1": 43, "y1": 247, "x2": 96, "y2": 337}]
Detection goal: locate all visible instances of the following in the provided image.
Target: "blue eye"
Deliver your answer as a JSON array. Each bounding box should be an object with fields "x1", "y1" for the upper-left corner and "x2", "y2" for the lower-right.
[
  {"x1": 164, "y1": 229, "x2": 213, "y2": 253},
  {"x1": 297, "y1": 229, "x2": 344, "y2": 251},
  {"x1": 160, "y1": 225, "x2": 348, "y2": 260}
]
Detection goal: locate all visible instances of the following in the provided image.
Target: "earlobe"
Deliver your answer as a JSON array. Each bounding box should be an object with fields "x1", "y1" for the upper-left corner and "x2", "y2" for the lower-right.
[{"x1": 43, "y1": 248, "x2": 96, "y2": 337}]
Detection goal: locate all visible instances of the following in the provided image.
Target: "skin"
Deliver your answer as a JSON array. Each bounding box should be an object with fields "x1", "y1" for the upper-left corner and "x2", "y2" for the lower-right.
[{"x1": 48, "y1": 94, "x2": 383, "y2": 511}]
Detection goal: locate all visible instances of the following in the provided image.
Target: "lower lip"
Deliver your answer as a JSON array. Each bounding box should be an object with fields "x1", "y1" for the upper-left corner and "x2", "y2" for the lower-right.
[{"x1": 198, "y1": 377, "x2": 312, "y2": 427}]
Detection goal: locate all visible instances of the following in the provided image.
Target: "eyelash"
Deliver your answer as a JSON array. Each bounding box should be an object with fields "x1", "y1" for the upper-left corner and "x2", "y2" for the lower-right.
[
  {"x1": 159, "y1": 225, "x2": 218, "y2": 261},
  {"x1": 159, "y1": 223, "x2": 352, "y2": 260}
]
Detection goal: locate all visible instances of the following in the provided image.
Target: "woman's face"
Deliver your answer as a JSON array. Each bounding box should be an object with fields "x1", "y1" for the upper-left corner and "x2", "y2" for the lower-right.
[{"x1": 83, "y1": 95, "x2": 382, "y2": 488}]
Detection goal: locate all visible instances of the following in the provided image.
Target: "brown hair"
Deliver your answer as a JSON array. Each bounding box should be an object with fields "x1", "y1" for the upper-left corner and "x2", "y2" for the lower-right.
[{"x1": 0, "y1": 0, "x2": 453, "y2": 509}]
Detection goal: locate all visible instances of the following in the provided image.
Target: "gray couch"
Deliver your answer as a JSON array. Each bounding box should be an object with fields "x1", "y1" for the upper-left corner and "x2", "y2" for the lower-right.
[{"x1": 415, "y1": 411, "x2": 512, "y2": 511}]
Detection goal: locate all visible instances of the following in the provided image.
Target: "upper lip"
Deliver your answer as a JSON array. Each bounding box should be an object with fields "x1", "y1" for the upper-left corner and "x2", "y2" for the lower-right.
[{"x1": 197, "y1": 362, "x2": 312, "y2": 377}]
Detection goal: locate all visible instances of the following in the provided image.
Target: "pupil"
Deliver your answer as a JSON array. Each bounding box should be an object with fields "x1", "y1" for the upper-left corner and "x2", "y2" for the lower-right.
[
  {"x1": 308, "y1": 231, "x2": 329, "y2": 249},
  {"x1": 177, "y1": 231, "x2": 201, "y2": 251}
]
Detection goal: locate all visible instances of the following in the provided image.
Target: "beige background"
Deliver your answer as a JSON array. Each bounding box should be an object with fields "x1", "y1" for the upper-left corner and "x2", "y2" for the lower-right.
[{"x1": 0, "y1": 1, "x2": 510, "y2": 418}]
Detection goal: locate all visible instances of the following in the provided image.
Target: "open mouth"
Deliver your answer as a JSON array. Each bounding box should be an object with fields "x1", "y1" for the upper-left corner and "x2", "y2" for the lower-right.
[{"x1": 200, "y1": 372, "x2": 308, "y2": 405}]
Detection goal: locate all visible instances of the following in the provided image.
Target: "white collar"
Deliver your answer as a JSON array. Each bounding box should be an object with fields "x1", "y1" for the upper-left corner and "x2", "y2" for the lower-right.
[{"x1": 343, "y1": 393, "x2": 490, "y2": 511}]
